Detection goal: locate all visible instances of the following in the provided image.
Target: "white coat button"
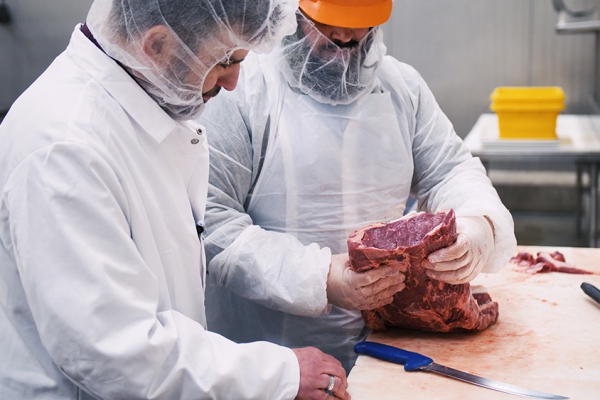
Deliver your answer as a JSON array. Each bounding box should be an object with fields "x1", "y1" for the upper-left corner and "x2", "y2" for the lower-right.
[
  {"x1": 191, "y1": 138, "x2": 199, "y2": 145},
  {"x1": 196, "y1": 128, "x2": 203, "y2": 135}
]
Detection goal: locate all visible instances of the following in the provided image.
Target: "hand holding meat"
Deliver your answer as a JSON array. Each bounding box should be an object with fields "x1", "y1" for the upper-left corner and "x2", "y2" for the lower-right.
[
  {"x1": 327, "y1": 253, "x2": 406, "y2": 310},
  {"x1": 424, "y1": 216, "x2": 495, "y2": 284},
  {"x1": 292, "y1": 347, "x2": 350, "y2": 400}
]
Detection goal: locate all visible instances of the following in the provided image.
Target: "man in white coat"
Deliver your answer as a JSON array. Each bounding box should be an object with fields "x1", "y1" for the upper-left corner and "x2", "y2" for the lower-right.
[
  {"x1": 198, "y1": 0, "x2": 518, "y2": 373},
  {"x1": 0, "y1": 0, "x2": 353, "y2": 399}
]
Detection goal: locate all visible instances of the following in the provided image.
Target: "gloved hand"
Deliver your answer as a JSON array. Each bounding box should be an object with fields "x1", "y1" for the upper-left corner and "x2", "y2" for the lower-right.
[
  {"x1": 423, "y1": 216, "x2": 495, "y2": 284},
  {"x1": 326, "y1": 253, "x2": 406, "y2": 310}
]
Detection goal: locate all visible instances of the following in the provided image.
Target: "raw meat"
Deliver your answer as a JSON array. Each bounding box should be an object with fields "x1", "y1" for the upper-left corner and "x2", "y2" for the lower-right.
[
  {"x1": 510, "y1": 251, "x2": 595, "y2": 275},
  {"x1": 347, "y1": 210, "x2": 499, "y2": 333}
]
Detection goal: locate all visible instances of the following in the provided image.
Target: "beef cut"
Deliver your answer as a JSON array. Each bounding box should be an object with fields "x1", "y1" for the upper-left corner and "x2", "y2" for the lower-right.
[
  {"x1": 347, "y1": 209, "x2": 499, "y2": 333},
  {"x1": 510, "y1": 251, "x2": 595, "y2": 275}
]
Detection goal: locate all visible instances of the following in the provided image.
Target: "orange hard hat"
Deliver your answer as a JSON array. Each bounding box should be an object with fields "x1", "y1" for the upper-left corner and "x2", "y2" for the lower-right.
[{"x1": 298, "y1": 0, "x2": 392, "y2": 28}]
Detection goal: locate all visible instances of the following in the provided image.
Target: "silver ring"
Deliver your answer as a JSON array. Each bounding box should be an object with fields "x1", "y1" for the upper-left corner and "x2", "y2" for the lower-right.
[{"x1": 327, "y1": 375, "x2": 335, "y2": 392}]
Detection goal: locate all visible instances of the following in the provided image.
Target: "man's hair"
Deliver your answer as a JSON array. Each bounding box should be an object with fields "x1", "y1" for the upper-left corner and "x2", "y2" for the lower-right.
[{"x1": 109, "y1": 0, "x2": 284, "y2": 51}]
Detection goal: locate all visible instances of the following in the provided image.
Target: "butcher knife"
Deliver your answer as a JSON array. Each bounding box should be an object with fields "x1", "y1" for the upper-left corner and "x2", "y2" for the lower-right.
[
  {"x1": 354, "y1": 341, "x2": 568, "y2": 399},
  {"x1": 581, "y1": 282, "x2": 600, "y2": 305}
]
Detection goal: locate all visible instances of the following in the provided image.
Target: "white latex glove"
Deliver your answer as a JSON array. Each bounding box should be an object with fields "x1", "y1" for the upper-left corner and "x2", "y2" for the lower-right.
[
  {"x1": 326, "y1": 253, "x2": 406, "y2": 311},
  {"x1": 423, "y1": 216, "x2": 495, "y2": 284}
]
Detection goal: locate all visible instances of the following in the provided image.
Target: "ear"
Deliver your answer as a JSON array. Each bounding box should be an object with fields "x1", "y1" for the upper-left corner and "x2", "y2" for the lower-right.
[{"x1": 141, "y1": 25, "x2": 177, "y2": 67}]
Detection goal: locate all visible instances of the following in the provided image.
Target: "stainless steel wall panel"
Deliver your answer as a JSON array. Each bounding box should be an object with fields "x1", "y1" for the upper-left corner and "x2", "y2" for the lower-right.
[
  {"x1": 0, "y1": 0, "x2": 598, "y2": 137},
  {"x1": 0, "y1": 0, "x2": 93, "y2": 111},
  {"x1": 383, "y1": 0, "x2": 599, "y2": 137},
  {"x1": 531, "y1": 1, "x2": 596, "y2": 113}
]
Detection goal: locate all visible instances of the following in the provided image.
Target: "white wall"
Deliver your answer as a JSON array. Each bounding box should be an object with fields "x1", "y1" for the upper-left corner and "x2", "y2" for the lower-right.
[{"x1": 0, "y1": 0, "x2": 598, "y2": 137}]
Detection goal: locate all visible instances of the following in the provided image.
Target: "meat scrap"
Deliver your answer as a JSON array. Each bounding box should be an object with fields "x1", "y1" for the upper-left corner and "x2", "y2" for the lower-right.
[
  {"x1": 347, "y1": 209, "x2": 499, "y2": 333},
  {"x1": 510, "y1": 251, "x2": 595, "y2": 275}
]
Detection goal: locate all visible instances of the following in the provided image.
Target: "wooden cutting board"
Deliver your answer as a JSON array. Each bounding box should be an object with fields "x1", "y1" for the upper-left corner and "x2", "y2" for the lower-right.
[{"x1": 347, "y1": 246, "x2": 600, "y2": 399}]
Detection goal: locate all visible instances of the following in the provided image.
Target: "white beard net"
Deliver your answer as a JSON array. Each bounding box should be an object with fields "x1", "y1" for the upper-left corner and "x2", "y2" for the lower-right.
[
  {"x1": 272, "y1": 11, "x2": 387, "y2": 106},
  {"x1": 86, "y1": 0, "x2": 297, "y2": 120}
]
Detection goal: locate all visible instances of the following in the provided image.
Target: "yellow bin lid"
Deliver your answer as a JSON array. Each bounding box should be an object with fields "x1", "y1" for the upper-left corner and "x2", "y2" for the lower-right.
[{"x1": 490, "y1": 87, "x2": 566, "y2": 112}]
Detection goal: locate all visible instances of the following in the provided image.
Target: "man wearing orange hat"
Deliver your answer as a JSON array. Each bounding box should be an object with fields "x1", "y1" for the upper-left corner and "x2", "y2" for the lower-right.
[{"x1": 198, "y1": 0, "x2": 516, "y2": 375}]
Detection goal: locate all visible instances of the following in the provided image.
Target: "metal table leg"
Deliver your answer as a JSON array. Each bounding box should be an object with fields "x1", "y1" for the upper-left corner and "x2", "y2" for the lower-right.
[
  {"x1": 576, "y1": 163, "x2": 583, "y2": 238},
  {"x1": 590, "y1": 163, "x2": 598, "y2": 248}
]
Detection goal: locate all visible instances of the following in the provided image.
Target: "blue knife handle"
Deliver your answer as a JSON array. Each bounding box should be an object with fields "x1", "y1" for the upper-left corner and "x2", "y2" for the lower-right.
[
  {"x1": 354, "y1": 341, "x2": 433, "y2": 371},
  {"x1": 581, "y1": 282, "x2": 600, "y2": 305}
]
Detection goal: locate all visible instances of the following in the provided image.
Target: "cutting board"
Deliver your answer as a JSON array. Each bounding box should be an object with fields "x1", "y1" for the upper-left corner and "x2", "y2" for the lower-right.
[{"x1": 347, "y1": 246, "x2": 600, "y2": 399}]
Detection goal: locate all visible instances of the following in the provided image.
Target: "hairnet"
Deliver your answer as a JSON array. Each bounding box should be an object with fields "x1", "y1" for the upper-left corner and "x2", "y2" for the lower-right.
[
  {"x1": 270, "y1": 10, "x2": 387, "y2": 106},
  {"x1": 86, "y1": 0, "x2": 297, "y2": 119}
]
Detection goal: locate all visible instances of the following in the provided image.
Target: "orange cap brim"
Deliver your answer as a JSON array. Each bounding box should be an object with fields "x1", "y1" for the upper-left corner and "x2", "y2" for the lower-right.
[{"x1": 299, "y1": 0, "x2": 392, "y2": 29}]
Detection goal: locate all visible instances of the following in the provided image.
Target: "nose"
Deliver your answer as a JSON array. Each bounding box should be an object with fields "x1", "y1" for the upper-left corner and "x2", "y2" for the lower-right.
[
  {"x1": 217, "y1": 64, "x2": 241, "y2": 91},
  {"x1": 330, "y1": 27, "x2": 354, "y2": 43},
  {"x1": 329, "y1": 27, "x2": 370, "y2": 44}
]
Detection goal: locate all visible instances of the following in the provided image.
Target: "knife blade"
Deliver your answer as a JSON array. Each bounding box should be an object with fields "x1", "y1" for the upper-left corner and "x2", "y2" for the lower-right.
[
  {"x1": 354, "y1": 341, "x2": 568, "y2": 399},
  {"x1": 581, "y1": 282, "x2": 600, "y2": 305}
]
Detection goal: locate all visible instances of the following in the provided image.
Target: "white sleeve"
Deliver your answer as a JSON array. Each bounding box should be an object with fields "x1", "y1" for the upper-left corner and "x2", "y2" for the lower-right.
[
  {"x1": 200, "y1": 71, "x2": 331, "y2": 317},
  {"x1": 384, "y1": 59, "x2": 517, "y2": 273},
  {"x1": 423, "y1": 158, "x2": 518, "y2": 273},
  {"x1": 209, "y1": 225, "x2": 331, "y2": 315},
  {"x1": 1, "y1": 143, "x2": 300, "y2": 400}
]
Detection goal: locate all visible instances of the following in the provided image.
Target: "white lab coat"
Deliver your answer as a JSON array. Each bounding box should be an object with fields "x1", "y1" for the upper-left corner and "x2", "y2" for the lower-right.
[
  {"x1": 0, "y1": 26, "x2": 299, "y2": 399},
  {"x1": 199, "y1": 52, "x2": 517, "y2": 372}
]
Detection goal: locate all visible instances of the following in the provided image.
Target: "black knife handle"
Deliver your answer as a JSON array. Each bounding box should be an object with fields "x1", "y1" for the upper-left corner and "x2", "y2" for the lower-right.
[{"x1": 581, "y1": 282, "x2": 600, "y2": 305}]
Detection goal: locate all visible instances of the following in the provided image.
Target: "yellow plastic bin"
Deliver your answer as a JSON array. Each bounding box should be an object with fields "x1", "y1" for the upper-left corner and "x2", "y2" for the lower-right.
[{"x1": 490, "y1": 87, "x2": 566, "y2": 140}]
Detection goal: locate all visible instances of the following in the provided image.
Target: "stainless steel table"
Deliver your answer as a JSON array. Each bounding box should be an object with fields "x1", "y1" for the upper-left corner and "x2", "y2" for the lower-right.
[{"x1": 464, "y1": 113, "x2": 600, "y2": 247}]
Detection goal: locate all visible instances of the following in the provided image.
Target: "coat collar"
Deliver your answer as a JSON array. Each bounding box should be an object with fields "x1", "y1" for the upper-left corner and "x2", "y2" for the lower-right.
[{"x1": 66, "y1": 24, "x2": 178, "y2": 144}]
